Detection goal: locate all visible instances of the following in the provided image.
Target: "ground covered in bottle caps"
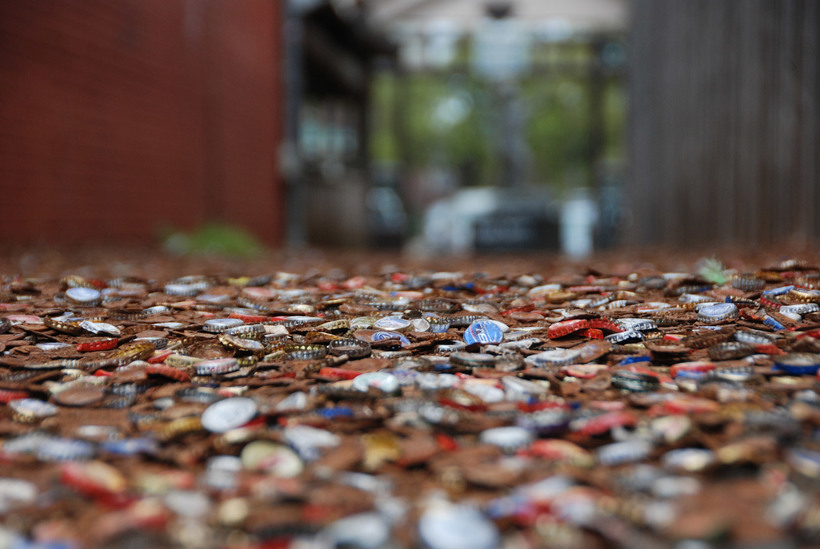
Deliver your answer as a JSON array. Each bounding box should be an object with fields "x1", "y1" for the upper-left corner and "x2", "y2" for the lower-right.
[{"x1": 1, "y1": 247, "x2": 820, "y2": 549}]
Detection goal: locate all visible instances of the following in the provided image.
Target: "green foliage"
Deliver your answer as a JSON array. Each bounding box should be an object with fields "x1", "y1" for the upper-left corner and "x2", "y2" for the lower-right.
[
  {"x1": 370, "y1": 73, "x2": 398, "y2": 162},
  {"x1": 604, "y1": 84, "x2": 626, "y2": 160},
  {"x1": 161, "y1": 223, "x2": 265, "y2": 258},
  {"x1": 372, "y1": 71, "x2": 499, "y2": 186},
  {"x1": 400, "y1": 73, "x2": 493, "y2": 175},
  {"x1": 697, "y1": 257, "x2": 729, "y2": 285},
  {"x1": 523, "y1": 76, "x2": 591, "y2": 190},
  {"x1": 369, "y1": 38, "x2": 627, "y2": 193}
]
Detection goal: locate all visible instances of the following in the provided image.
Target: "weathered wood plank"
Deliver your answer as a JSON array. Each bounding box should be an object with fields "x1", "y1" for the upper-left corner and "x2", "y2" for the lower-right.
[{"x1": 627, "y1": 0, "x2": 818, "y2": 247}]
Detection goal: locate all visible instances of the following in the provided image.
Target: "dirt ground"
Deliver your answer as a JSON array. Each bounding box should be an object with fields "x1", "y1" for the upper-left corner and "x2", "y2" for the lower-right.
[{"x1": 1, "y1": 243, "x2": 818, "y2": 279}]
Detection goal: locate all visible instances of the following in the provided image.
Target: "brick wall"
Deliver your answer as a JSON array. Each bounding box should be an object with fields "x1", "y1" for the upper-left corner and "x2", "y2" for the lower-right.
[{"x1": 0, "y1": 0, "x2": 284, "y2": 246}]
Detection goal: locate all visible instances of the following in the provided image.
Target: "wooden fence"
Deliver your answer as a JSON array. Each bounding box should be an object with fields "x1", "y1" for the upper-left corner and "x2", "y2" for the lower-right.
[{"x1": 626, "y1": 0, "x2": 819, "y2": 248}]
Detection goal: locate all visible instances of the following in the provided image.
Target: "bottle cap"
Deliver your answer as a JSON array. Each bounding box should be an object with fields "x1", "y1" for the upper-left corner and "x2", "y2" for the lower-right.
[
  {"x1": 99, "y1": 438, "x2": 158, "y2": 456},
  {"x1": 286, "y1": 344, "x2": 328, "y2": 360},
  {"x1": 194, "y1": 358, "x2": 239, "y2": 376},
  {"x1": 327, "y1": 338, "x2": 371, "y2": 358},
  {"x1": 763, "y1": 285, "x2": 794, "y2": 296},
  {"x1": 662, "y1": 448, "x2": 716, "y2": 472},
  {"x1": 9, "y1": 399, "x2": 58, "y2": 421},
  {"x1": 788, "y1": 288, "x2": 820, "y2": 303},
  {"x1": 321, "y1": 512, "x2": 391, "y2": 549},
  {"x1": 418, "y1": 504, "x2": 499, "y2": 549},
  {"x1": 615, "y1": 318, "x2": 658, "y2": 332},
  {"x1": 203, "y1": 318, "x2": 244, "y2": 333},
  {"x1": 479, "y1": 426, "x2": 534, "y2": 452},
  {"x1": 612, "y1": 370, "x2": 660, "y2": 392},
  {"x1": 65, "y1": 287, "x2": 102, "y2": 305},
  {"x1": 781, "y1": 303, "x2": 820, "y2": 315},
  {"x1": 464, "y1": 320, "x2": 504, "y2": 345},
  {"x1": 53, "y1": 385, "x2": 105, "y2": 407},
  {"x1": 163, "y1": 283, "x2": 202, "y2": 296},
  {"x1": 371, "y1": 332, "x2": 411, "y2": 347},
  {"x1": 449, "y1": 351, "x2": 496, "y2": 368},
  {"x1": 218, "y1": 334, "x2": 266, "y2": 353},
  {"x1": 605, "y1": 330, "x2": 644, "y2": 344},
  {"x1": 201, "y1": 397, "x2": 258, "y2": 433},
  {"x1": 0, "y1": 478, "x2": 38, "y2": 509},
  {"x1": 734, "y1": 329, "x2": 774, "y2": 346},
  {"x1": 36, "y1": 438, "x2": 95, "y2": 462},
  {"x1": 352, "y1": 372, "x2": 400, "y2": 394},
  {"x1": 697, "y1": 303, "x2": 738, "y2": 323},
  {"x1": 763, "y1": 315, "x2": 787, "y2": 331},
  {"x1": 525, "y1": 348, "x2": 582, "y2": 367},
  {"x1": 547, "y1": 319, "x2": 589, "y2": 339},
  {"x1": 283, "y1": 424, "x2": 341, "y2": 460},
  {"x1": 773, "y1": 353, "x2": 820, "y2": 375},
  {"x1": 78, "y1": 321, "x2": 120, "y2": 336},
  {"x1": 373, "y1": 317, "x2": 412, "y2": 332},
  {"x1": 596, "y1": 440, "x2": 652, "y2": 466}
]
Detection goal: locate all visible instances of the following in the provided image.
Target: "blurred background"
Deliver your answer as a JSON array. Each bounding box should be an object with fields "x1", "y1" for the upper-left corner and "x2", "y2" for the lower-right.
[{"x1": 0, "y1": 0, "x2": 817, "y2": 259}]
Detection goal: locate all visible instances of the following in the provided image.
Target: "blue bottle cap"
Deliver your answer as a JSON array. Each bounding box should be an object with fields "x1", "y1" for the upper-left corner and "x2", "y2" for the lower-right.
[
  {"x1": 372, "y1": 331, "x2": 411, "y2": 346},
  {"x1": 773, "y1": 353, "x2": 820, "y2": 375},
  {"x1": 487, "y1": 320, "x2": 510, "y2": 333},
  {"x1": 763, "y1": 315, "x2": 786, "y2": 331},
  {"x1": 674, "y1": 369, "x2": 708, "y2": 380},
  {"x1": 619, "y1": 355, "x2": 651, "y2": 365},
  {"x1": 763, "y1": 285, "x2": 794, "y2": 297},
  {"x1": 464, "y1": 320, "x2": 504, "y2": 345},
  {"x1": 100, "y1": 437, "x2": 158, "y2": 456},
  {"x1": 316, "y1": 407, "x2": 354, "y2": 419}
]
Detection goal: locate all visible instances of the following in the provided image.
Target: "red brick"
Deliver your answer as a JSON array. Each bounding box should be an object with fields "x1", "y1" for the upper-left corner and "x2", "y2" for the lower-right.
[{"x1": 0, "y1": 0, "x2": 284, "y2": 245}]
